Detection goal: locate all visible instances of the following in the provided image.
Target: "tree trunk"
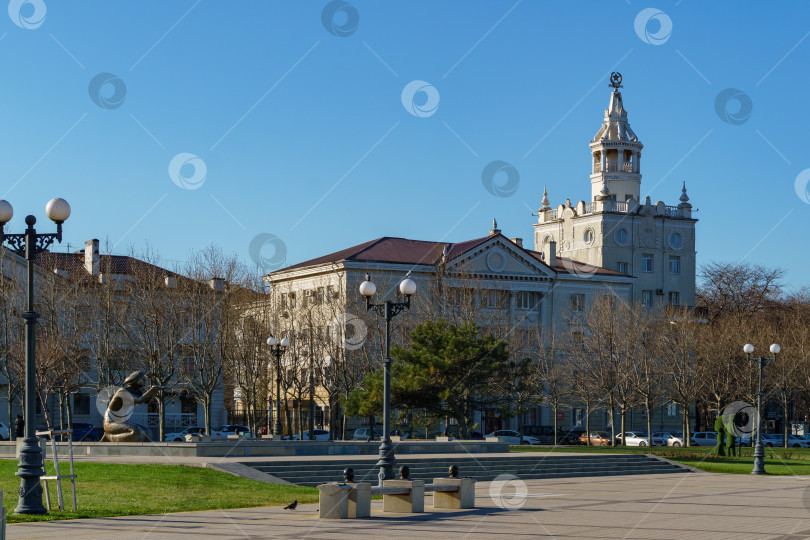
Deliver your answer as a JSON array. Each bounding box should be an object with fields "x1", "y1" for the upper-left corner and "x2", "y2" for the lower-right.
[
  {"x1": 782, "y1": 393, "x2": 789, "y2": 449},
  {"x1": 585, "y1": 402, "x2": 591, "y2": 446},
  {"x1": 158, "y1": 390, "x2": 166, "y2": 442},
  {"x1": 645, "y1": 400, "x2": 652, "y2": 447},
  {"x1": 7, "y1": 393, "x2": 13, "y2": 441},
  {"x1": 517, "y1": 402, "x2": 524, "y2": 441},
  {"x1": 552, "y1": 403, "x2": 558, "y2": 445},
  {"x1": 58, "y1": 391, "x2": 65, "y2": 440},
  {"x1": 65, "y1": 394, "x2": 73, "y2": 439},
  {"x1": 203, "y1": 394, "x2": 212, "y2": 436}
]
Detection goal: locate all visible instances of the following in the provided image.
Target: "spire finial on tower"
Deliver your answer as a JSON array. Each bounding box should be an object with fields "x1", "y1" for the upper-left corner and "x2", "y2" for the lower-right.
[
  {"x1": 541, "y1": 186, "x2": 550, "y2": 210},
  {"x1": 609, "y1": 72, "x2": 623, "y2": 90},
  {"x1": 678, "y1": 181, "x2": 692, "y2": 209},
  {"x1": 489, "y1": 218, "x2": 501, "y2": 237}
]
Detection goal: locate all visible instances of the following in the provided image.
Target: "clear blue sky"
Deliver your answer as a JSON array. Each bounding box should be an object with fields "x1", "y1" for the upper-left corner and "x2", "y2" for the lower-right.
[{"x1": 1, "y1": 1, "x2": 808, "y2": 290}]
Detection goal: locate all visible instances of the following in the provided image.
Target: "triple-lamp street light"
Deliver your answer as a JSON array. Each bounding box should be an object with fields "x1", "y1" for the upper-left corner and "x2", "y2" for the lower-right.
[
  {"x1": 266, "y1": 336, "x2": 290, "y2": 439},
  {"x1": 0, "y1": 198, "x2": 71, "y2": 515},
  {"x1": 743, "y1": 342, "x2": 781, "y2": 475},
  {"x1": 359, "y1": 272, "x2": 416, "y2": 485}
]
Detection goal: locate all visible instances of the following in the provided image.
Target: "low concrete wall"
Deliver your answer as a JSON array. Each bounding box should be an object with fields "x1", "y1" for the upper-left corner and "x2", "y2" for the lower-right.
[{"x1": 0, "y1": 440, "x2": 509, "y2": 458}]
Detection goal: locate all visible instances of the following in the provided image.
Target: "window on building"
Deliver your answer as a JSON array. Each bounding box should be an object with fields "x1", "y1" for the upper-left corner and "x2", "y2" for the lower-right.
[
  {"x1": 570, "y1": 293, "x2": 585, "y2": 311},
  {"x1": 517, "y1": 291, "x2": 542, "y2": 310},
  {"x1": 642, "y1": 254, "x2": 654, "y2": 273},
  {"x1": 666, "y1": 402, "x2": 677, "y2": 417},
  {"x1": 315, "y1": 287, "x2": 325, "y2": 305},
  {"x1": 73, "y1": 393, "x2": 90, "y2": 415},
  {"x1": 642, "y1": 290, "x2": 653, "y2": 308},
  {"x1": 615, "y1": 228, "x2": 628, "y2": 245},
  {"x1": 573, "y1": 408, "x2": 584, "y2": 427},
  {"x1": 669, "y1": 291, "x2": 680, "y2": 306},
  {"x1": 280, "y1": 293, "x2": 288, "y2": 310},
  {"x1": 617, "y1": 261, "x2": 629, "y2": 274},
  {"x1": 583, "y1": 229, "x2": 594, "y2": 245},
  {"x1": 669, "y1": 256, "x2": 681, "y2": 275},
  {"x1": 484, "y1": 290, "x2": 508, "y2": 309},
  {"x1": 571, "y1": 330, "x2": 584, "y2": 346}
]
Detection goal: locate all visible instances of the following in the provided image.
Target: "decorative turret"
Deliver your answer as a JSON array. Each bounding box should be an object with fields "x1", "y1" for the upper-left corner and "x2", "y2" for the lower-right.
[
  {"x1": 489, "y1": 218, "x2": 501, "y2": 236},
  {"x1": 589, "y1": 72, "x2": 643, "y2": 203},
  {"x1": 678, "y1": 182, "x2": 691, "y2": 208}
]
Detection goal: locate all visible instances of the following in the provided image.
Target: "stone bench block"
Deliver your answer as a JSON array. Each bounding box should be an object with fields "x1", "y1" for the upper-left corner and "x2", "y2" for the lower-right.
[
  {"x1": 382, "y1": 479, "x2": 424, "y2": 513},
  {"x1": 432, "y1": 477, "x2": 474, "y2": 509},
  {"x1": 318, "y1": 483, "x2": 349, "y2": 519},
  {"x1": 347, "y1": 482, "x2": 371, "y2": 518}
]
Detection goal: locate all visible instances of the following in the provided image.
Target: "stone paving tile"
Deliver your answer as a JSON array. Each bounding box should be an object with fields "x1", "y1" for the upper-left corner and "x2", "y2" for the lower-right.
[{"x1": 6, "y1": 472, "x2": 810, "y2": 539}]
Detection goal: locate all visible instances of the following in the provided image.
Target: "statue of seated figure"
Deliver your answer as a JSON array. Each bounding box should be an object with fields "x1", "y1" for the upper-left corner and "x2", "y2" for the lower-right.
[{"x1": 100, "y1": 371, "x2": 159, "y2": 443}]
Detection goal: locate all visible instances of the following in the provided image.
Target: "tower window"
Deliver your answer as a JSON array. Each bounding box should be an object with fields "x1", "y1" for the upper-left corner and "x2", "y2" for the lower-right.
[
  {"x1": 669, "y1": 256, "x2": 681, "y2": 275},
  {"x1": 614, "y1": 227, "x2": 629, "y2": 245},
  {"x1": 583, "y1": 229, "x2": 594, "y2": 245},
  {"x1": 669, "y1": 231, "x2": 684, "y2": 250},
  {"x1": 642, "y1": 254, "x2": 654, "y2": 273}
]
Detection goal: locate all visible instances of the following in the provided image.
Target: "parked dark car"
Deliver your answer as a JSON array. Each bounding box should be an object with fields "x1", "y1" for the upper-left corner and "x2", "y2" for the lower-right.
[
  {"x1": 469, "y1": 431, "x2": 485, "y2": 441},
  {"x1": 523, "y1": 426, "x2": 560, "y2": 444},
  {"x1": 71, "y1": 423, "x2": 100, "y2": 441},
  {"x1": 558, "y1": 428, "x2": 587, "y2": 445}
]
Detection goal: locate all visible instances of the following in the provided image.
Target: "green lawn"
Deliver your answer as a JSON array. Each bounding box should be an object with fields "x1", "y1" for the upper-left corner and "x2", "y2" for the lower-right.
[
  {"x1": 0, "y1": 460, "x2": 318, "y2": 523},
  {"x1": 512, "y1": 445, "x2": 810, "y2": 475}
]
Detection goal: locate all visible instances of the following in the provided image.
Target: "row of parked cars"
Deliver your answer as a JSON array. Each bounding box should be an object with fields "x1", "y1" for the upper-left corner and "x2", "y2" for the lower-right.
[
  {"x1": 690, "y1": 431, "x2": 810, "y2": 448},
  {"x1": 163, "y1": 425, "x2": 251, "y2": 441}
]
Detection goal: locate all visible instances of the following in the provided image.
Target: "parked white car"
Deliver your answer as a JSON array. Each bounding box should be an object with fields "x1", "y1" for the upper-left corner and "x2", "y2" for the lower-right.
[
  {"x1": 286, "y1": 429, "x2": 330, "y2": 441},
  {"x1": 164, "y1": 426, "x2": 205, "y2": 442},
  {"x1": 692, "y1": 432, "x2": 718, "y2": 446},
  {"x1": 211, "y1": 425, "x2": 250, "y2": 439},
  {"x1": 615, "y1": 431, "x2": 654, "y2": 447},
  {"x1": 651, "y1": 431, "x2": 693, "y2": 447},
  {"x1": 484, "y1": 429, "x2": 541, "y2": 445}
]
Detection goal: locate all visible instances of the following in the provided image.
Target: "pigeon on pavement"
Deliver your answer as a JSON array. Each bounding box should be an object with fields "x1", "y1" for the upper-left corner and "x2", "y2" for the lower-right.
[{"x1": 283, "y1": 500, "x2": 298, "y2": 510}]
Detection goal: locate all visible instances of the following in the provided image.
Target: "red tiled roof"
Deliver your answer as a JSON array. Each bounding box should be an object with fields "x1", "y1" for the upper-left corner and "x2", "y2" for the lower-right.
[
  {"x1": 273, "y1": 234, "x2": 628, "y2": 278},
  {"x1": 35, "y1": 251, "x2": 180, "y2": 278},
  {"x1": 277, "y1": 236, "x2": 492, "y2": 272}
]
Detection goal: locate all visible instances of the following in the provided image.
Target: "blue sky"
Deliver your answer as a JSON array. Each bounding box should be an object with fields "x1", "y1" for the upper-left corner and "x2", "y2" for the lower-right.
[{"x1": 1, "y1": 1, "x2": 809, "y2": 290}]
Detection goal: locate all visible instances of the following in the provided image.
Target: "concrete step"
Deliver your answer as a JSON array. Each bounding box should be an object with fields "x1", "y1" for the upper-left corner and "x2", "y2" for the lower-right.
[{"x1": 244, "y1": 454, "x2": 689, "y2": 486}]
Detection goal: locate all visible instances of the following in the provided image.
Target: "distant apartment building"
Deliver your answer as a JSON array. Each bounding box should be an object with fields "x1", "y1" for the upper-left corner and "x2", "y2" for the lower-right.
[{"x1": 0, "y1": 239, "x2": 227, "y2": 439}]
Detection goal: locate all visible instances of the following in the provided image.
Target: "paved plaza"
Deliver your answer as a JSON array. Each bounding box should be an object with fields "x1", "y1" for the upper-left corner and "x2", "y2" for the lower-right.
[{"x1": 7, "y1": 471, "x2": 810, "y2": 539}]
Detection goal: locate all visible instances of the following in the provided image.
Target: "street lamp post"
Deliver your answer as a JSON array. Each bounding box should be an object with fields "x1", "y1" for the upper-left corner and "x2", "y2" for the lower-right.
[
  {"x1": 267, "y1": 336, "x2": 290, "y2": 439},
  {"x1": 359, "y1": 272, "x2": 416, "y2": 485},
  {"x1": 743, "y1": 342, "x2": 781, "y2": 475},
  {"x1": 0, "y1": 198, "x2": 71, "y2": 515}
]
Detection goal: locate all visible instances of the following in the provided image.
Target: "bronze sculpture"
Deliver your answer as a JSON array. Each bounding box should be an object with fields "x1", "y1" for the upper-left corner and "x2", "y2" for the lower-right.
[{"x1": 100, "y1": 371, "x2": 159, "y2": 442}]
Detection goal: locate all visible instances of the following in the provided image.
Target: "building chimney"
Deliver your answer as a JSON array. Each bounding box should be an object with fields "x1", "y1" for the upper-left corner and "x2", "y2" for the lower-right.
[
  {"x1": 510, "y1": 238, "x2": 523, "y2": 248},
  {"x1": 209, "y1": 277, "x2": 225, "y2": 292},
  {"x1": 543, "y1": 241, "x2": 557, "y2": 267},
  {"x1": 84, "y1": 239, "x2": 99, "y2": 276}
]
